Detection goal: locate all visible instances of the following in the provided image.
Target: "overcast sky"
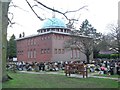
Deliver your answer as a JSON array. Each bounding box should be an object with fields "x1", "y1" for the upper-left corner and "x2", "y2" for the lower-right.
[{"x1": 7, "y1": 0, "x2": 119, "y2": 39}]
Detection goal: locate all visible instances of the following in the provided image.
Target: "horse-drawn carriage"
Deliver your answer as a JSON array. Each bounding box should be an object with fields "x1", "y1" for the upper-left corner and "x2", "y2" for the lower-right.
[{"x1": 64, "y1": 63, "x2": 88, "y2": 78}]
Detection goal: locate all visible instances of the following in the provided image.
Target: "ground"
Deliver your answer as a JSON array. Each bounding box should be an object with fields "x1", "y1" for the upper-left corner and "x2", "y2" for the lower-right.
[{"x1": 2, "y1": 71, "x2": 119, "y2": 88}]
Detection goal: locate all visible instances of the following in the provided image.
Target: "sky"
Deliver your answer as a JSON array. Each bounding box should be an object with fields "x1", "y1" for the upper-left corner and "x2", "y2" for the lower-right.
[{"x1": 7, "y1": 0, "x2": 119, "y2": 39}]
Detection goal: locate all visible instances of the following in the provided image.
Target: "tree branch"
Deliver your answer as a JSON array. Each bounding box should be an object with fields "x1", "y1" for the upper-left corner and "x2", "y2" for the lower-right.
[
  {"x1": 34, "y1": 0, "x2": 87, "y2": 22},
  {"x1": 7, "y1": 12, "x2": 16, "y2": 27},
  {"x1": 64, "y1": 5, "x2": 88, "y2": 14},
  {"x1": 25, "y1": 0, "x2": 44, "y2": 21},
  {"x1": 34, "y1": 0, "x2": 69, "y2": 20},
  {"x1": 9, "y1": 2, "x2": 29, "y2": 12},
  {"x1": 32, "y1": 4, "x2": 45, "y2": 11}
]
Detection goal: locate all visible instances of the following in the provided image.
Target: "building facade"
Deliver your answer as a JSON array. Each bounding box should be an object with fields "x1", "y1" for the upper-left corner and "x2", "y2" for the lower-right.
[{"x1": 16, "y1": 17, "x2": 91, "y2": 63}]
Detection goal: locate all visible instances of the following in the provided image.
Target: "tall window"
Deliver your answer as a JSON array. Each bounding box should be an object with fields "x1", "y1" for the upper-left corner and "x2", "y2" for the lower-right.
[
  {"x1": 28, "y1": 50, "x2": 30, "y2": 58},
  {"x1": 47, "y1": 35, "x2": 50, "y2": 39},
  {"x1": 47, "y1": 48, "x2": 50, "y2": 54},
  {"x1": 75, "y1": 49, "x2": 77, "y2": 59},
  {"x1": 58, "y1": 49, "x2": 61, "y2": 54},
  {"x1": 34, "y1": 39, "x2": 36, "y2": 45},
  {"x1": 55, "y1": 35, "x2": 57, "y2": 39},
  {"x1": 77, "y1": 50, "x2": 80, "y2": 59},
  {"x1": 28, "y1": 39, "x2": 30, "y2": 46},
  {"x1": 58, "y1": 35, "x2": 61, "y2": 40},
  {"x1": 41, "y1": 37, "x2": 44, "y2": 40},
  {"x1": 61, "y1": 36, "x2": 64, "y2": 39},
  {"x1": 31, "y1": 39, "x2": 33, "y2": 45},
  {"x1": 31, "y1": 50, "x2": 33, "y2": 58},
  {"x1": 41, "y1": 49, "x2": 44, "y2": 54},
  {"x1": 73, "y1": 49, "x2": 76, "y2": 59},
  {"x1": 71, "y1": 49, "x2": 73, "y2": 59},
  {"x1": 21, "y1": 50, "x2": 23, "y2": 55},
  {"x1": 44, "y1": 49, "x2": 46, "y2": 53},
  {"x1": 62, "y1": 49, "x2": 64, "y2": 54},
  {"x1": 54, "y1": 49, "x2": 57, "y2": 54},
  {"x1": 34, "y1": 50, "x2": 36, "y2": 58}
]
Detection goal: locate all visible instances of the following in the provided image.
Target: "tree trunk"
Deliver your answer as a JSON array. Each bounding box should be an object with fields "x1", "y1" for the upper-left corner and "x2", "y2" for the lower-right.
[
  {"x1": 86, "y1": 55, "x2": 90, "y2": 64},
  {"x1": 0, "y1": 0, "x2": 11, "y2": 83}
]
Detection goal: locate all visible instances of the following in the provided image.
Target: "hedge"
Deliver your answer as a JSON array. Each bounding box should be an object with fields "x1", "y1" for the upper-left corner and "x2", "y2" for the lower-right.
[{"x1": 97, "y1": 54, "x2": 119, "y2": 59}]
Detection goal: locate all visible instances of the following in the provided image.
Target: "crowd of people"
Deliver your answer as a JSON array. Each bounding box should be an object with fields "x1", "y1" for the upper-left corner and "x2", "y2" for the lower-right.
[
  {"x1": 88, "y1": 60, "x2": 120, "y2": 75},
  {"x1": 6, "y1": 60, "x2": 120, "y2": 75},
  {"x1": 6, "y1": 61, "x2": 68, "y2": 72}
]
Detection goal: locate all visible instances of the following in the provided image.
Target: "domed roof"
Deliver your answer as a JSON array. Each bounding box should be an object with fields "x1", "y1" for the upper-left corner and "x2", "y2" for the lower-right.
[{"x1": 41, "y1": 17, "x2": 67, "y2": 29}]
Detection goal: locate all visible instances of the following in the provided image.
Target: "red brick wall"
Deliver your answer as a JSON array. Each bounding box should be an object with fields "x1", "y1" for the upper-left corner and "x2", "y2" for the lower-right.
[
  {"x1": 17, "y1": 33, "x2": 53, "y2": 63},
  {"x1": 51, "y1": 34, "x2": 71, "y2": 61},
  {"x1": 16, "y1": 33, "x2": 90, "y2": 63}
]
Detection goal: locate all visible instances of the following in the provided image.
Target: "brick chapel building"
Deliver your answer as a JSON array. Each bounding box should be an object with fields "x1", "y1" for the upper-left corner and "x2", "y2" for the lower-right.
[{"x1": 16, "y1": 17, "x2": 92, "y2": 63}]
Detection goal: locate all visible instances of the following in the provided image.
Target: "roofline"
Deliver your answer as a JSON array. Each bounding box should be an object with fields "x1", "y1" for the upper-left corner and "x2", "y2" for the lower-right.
[
  {"x1": 15, "y1": 31, "x2": 70, "y2": 41},
  {"x1": 40, "y1": 27, "x2": 69, "y2": 29},
  {"x1": 15, "y1": 31, "x2": 92, "y2": 41}
]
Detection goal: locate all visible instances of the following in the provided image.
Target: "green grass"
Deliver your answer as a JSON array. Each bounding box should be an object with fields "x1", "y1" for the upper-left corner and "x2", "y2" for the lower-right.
[
  {"x1": 0, "y1": 83, "x2": 2, "y2": 90},
  {"x1": 94, "y1": 74, "x2": 119, "y2": 78},
  {"x1": 2, "y1": 71, "x2": 119, "y2": 88}
]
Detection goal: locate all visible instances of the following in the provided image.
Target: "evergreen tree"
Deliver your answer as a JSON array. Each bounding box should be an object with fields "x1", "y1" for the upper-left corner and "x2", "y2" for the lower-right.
[
  {"x1": 80, "y1": 19, "x2": 97, "y2": 36},
  {"x1": 8, "y1": 34, "x2": 17, "y2": 59},
  {"x1": 79, "y1": 19, "x2": 102, "y2": 60}
]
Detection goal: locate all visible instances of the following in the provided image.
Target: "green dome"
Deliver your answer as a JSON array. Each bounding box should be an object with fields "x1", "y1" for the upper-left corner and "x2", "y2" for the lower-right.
[{"x1": 42, "y1": 17, "x2": 67, "y2": 29}]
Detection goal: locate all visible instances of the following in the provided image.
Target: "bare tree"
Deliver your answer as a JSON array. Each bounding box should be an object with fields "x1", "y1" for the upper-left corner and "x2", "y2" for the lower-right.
[
  {"x1": 77, "y1": 37, "x2": 93, "y2": 63},
  {"x1": 106, "y1": 24, "x2": 120, "y2": 58},
  {"x1": 64, "y1": 31, "x2": 93, "y2": 63}
]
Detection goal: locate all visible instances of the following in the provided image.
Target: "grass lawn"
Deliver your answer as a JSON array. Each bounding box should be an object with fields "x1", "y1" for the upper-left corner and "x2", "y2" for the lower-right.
[
  {"x1": 0, "y1": 83, "x2": 2, "y2": 90},
  {"x1": 2, "y1": 71, "x2": 119, "y2": 88},
  {"x1": 94, "y1": 74, "x2": 119, "y2": 78}
]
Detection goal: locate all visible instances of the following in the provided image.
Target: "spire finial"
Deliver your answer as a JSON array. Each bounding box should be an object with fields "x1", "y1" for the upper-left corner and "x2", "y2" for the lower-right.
[{"x1": 52, "y1": 7, "x2": 55, "y2": 18}]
